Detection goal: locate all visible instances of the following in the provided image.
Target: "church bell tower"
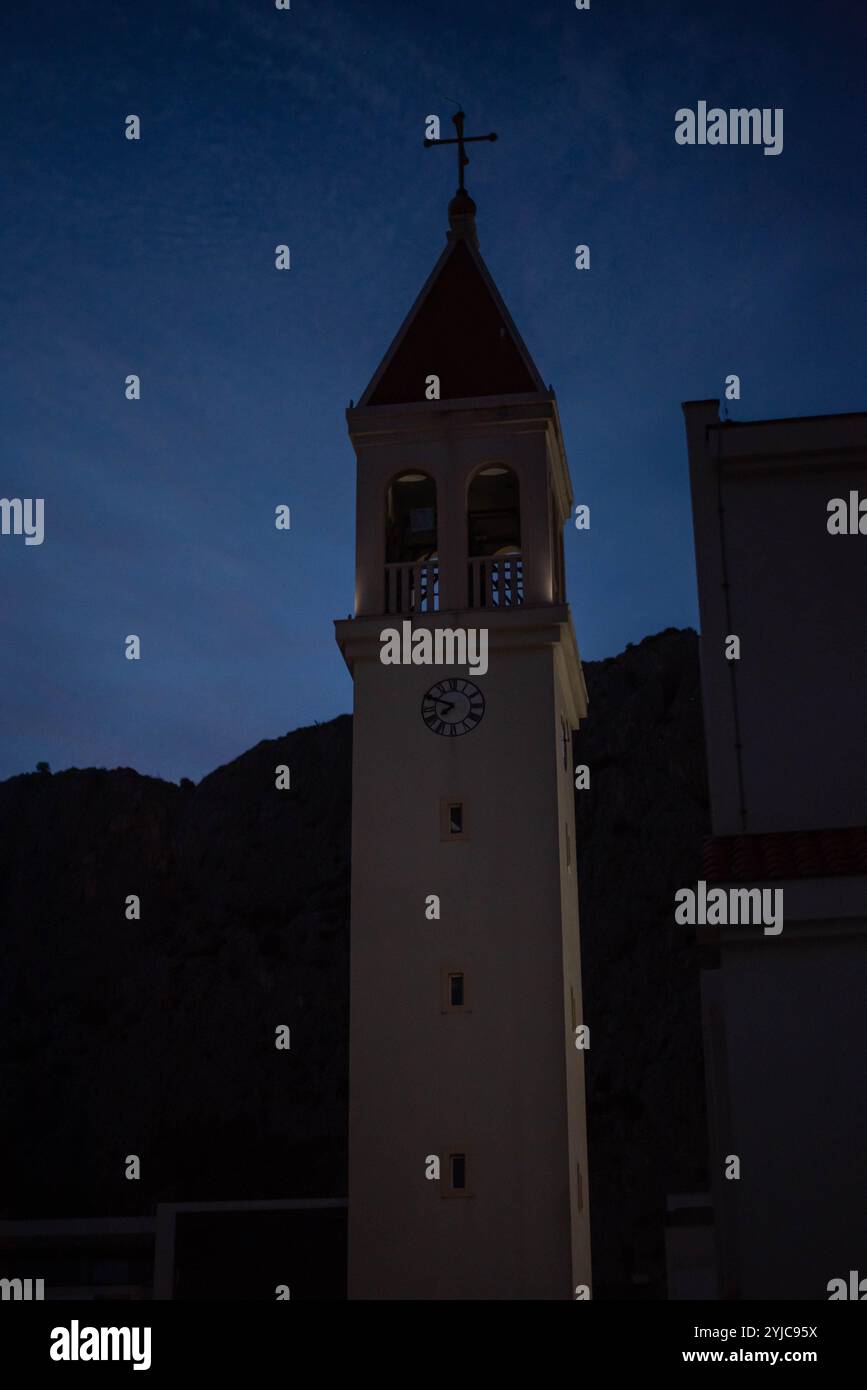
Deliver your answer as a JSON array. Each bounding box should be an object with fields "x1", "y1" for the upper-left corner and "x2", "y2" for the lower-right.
[{"x1": 335, "y1": 136, "x2": 591, "y2": 1299}]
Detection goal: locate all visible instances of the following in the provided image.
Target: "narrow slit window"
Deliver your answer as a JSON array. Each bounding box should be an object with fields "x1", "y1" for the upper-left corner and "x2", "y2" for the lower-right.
[
  {"x1": 449, "y1": 972, "x2": 465, "y2": 1007},
  {"x1": 451, "y1": 1153, "x2": 467, "y2": 1191},
  {"x1": 440, "y1": 797, "x2": 469, "y2": 841}
]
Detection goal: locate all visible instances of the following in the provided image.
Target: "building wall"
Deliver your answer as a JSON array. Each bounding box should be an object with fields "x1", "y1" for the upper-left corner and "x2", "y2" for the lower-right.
[
  {"x1": 686, "y1": 402, "x2": 867, "y2": 1302},
  {"x1": 684, "y1": 404, "x2": 867, "y2": 835},
  {"x1": 712, "y1": 920, "x2": 867, "y2": 1299},
  {"x1": 347, "y1": 638, "x2": 586, "y2": 1299}
]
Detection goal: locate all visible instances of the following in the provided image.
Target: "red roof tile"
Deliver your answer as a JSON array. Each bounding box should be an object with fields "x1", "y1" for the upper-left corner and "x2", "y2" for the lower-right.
[{"x1": 703, "y1": 827, "x2": 867, "y2": 881}]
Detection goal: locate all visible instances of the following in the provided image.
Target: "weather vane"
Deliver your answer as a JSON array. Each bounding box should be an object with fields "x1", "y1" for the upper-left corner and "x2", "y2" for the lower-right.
[{"x1": 424, "y1": 109, "x2": 498, "y2": 191}]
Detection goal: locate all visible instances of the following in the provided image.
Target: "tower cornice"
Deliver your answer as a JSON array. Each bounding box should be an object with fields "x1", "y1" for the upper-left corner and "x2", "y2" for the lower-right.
[{"x1": 334, "y1": 604, "x2": 588, "y2": 724}]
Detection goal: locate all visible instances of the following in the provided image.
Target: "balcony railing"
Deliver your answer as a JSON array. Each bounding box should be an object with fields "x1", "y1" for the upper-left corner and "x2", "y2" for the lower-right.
[
  {"x1": 382, "y1": 556, "x2": 524, "y2": 613},
  {"x1": 384, "y1": 561, "x2": 440, "y2": 614},
  {"x1": 468, "y1": 553, "x2": 524, "y2": 609}
]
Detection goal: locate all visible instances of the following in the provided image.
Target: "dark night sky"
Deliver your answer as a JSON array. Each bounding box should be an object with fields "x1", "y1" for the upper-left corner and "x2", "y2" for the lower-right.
[{"x1": 1, "y1": 0, "x2": 864, "y2": 783}]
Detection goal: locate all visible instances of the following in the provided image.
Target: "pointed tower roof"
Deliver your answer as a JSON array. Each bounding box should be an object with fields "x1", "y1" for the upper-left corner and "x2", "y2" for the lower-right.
[{"x1": 358, "y1": 190, "x2": 546, "y2": 408}]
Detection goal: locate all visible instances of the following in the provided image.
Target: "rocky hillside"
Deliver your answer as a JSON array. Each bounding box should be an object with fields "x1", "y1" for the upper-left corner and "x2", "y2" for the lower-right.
[
  {"x1": 0, "y1": 719, "x2": 352, "y2": 1211},
  {"x1": 0, "y1": 627, "x2": 709, "y2": 1297}
]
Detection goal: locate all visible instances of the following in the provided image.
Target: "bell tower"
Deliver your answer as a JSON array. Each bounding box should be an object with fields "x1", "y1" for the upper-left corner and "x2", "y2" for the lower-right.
[{"x1": 335, "y1": 172, "x2": 591, "y2": 1300}]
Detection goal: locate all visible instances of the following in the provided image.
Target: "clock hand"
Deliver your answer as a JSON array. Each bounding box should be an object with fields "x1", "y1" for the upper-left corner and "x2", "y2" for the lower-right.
[{"x1": 437, "y1": 700, "x2": 455, "y2": 714}]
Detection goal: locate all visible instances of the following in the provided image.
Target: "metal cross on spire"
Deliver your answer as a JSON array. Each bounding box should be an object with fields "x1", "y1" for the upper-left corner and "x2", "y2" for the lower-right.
[{"x1": 424, "y1": 109, "x2": 498, "y2": 191}]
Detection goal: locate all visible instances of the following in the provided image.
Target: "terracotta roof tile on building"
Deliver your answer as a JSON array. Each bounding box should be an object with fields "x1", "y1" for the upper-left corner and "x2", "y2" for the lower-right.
[{"x1": 703, "y1": 827, "x2": 867, "y2": 881}]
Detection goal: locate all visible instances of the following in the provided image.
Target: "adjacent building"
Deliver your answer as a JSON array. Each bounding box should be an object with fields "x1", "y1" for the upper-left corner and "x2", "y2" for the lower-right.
[{"x1": 684, "y1": 400, "x2": 867, "y2": 1299}]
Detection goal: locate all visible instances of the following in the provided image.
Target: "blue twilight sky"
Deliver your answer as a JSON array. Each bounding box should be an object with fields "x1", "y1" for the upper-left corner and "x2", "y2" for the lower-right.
[{"x1": 1, "y1": 0, "x2": 864, "y2": 783}]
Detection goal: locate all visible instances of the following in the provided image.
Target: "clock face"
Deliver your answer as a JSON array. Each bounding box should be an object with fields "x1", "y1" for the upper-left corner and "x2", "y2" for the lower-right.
[{"x1": 421, "y1": 678, "x2": 486, "y2": 737}]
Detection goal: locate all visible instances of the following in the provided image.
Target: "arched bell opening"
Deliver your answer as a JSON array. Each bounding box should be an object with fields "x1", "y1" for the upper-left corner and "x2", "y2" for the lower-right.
[
  {"x1": 466, "y1": 465, "x2": 524, "y2": 608},
  {"x1": 384, "y1": 472, "x2": 439, "y2": 613}
]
